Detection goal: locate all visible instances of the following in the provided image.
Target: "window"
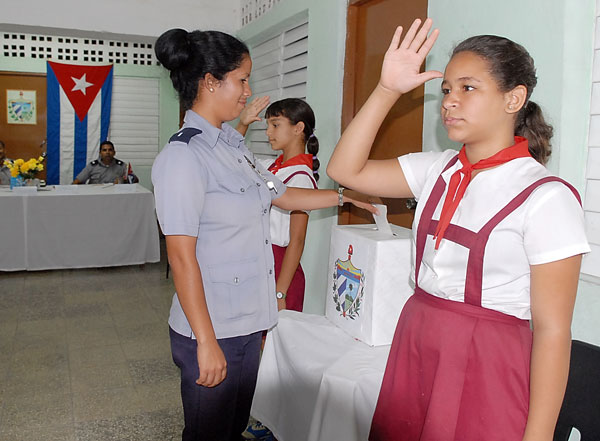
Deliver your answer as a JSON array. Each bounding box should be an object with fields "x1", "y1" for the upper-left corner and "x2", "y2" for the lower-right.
[{"x1": 245, "y1": 20, "x2": 308, "y2": 157}]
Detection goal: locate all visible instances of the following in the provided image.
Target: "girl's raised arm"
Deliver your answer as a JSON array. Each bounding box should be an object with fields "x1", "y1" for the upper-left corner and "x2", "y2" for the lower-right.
[{"x1": 327, "y1": 18, "x2": 442, "y2": 198}]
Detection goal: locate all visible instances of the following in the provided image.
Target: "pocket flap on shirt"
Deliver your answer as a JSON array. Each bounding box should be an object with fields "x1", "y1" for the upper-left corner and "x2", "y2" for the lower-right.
[
  {"x1": 216, "y1": 174, "x2": 254, "y2": 194},
  {"x1": 208, "y1": 258, "x2": 259, "y2": 285}
]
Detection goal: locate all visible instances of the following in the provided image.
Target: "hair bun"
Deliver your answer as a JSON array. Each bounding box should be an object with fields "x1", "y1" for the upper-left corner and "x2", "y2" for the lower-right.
[{"x1": 155, "y1": 28, "x2": 193, "y2": 71}]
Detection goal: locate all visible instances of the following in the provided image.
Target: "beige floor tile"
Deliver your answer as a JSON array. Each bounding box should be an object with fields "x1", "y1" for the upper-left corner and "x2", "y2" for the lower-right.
[
  {"x1": 67, "y1": 325, "x2": 120, "y2": 349},
  {"x1": 72, "y1": 386, "x2": 144, "y2": 422},
  {"x1": 1, "y1": 391, "x2": 73, "y2": 429},
  {"x1": 70, "y1": 362, "x2": 134, "y2": 394},
  {"x1": 69, "y1": 343, "x2": 127, "y2": 369},
  {"x1": 0, "y1": 424, "x2": 75, "y2": 441}
]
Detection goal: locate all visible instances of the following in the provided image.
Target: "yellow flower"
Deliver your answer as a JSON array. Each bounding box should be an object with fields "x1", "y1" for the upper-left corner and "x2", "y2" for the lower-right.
[
  {"x1": 38, "y1": 156, "x2": 44, "y2": 162},
  {"x1": 21, "y1": 162, "x2": 31, "y2": 173},
  {"x1": 37, "y1": 164, "x2": 44, "y2": 171},
  {"x1": 14, "y1": 158, "x2": 24, "y2": 166},
  {"x1": 11, "y1": 169, "x2": 19, "y2": 178}
]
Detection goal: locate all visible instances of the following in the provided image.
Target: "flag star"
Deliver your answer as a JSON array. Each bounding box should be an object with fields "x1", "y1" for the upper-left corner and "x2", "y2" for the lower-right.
[{"x1": 71, "y1": 74, "x2": 93, "y2": 95}]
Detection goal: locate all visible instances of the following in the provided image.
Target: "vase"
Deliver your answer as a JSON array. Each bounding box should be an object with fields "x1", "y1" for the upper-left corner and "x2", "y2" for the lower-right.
[{"x1": 10, "y1": 176, "x2": 24, "y2": 189}]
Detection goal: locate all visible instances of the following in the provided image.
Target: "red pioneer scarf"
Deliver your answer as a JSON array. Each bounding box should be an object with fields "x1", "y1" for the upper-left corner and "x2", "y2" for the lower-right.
[
  {"x1": 433, "y1": 136, "x2": 531, "y2": 249},
  {"x1": 267, "y1": 153, "x2": 313, "y2": 174}
]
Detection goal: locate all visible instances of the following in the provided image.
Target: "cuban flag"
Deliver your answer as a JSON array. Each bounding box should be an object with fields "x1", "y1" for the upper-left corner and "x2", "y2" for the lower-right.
[{"x1": 46, "y1": 61, "x2": 113, "y2": 184}]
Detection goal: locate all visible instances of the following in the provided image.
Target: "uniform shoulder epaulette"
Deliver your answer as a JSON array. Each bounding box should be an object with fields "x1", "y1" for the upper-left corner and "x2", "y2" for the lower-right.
[
  {"x1": 169, "y1": 128, "x2": 203, "y2": 144},
  {"x1": 90, "y1": 159, "x2": 99, "y2": 166},
  {"x1": 115, "y1": 159, "x2": 124, "y2": 165}
]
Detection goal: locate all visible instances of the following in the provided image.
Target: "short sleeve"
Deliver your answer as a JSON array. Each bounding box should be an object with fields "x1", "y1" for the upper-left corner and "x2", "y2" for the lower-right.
[
  {"x1": 152, "y1": 145, "x2": 208, "y2": 237},
  {"x1": 524, "y1": 183, "x2": 590, "y2": 265},
  {"x1": 398, "y1": 150, "x2": 454, "y2": 200},
  {"x1": 75, "y1": 164, "x2": 91, "y2": 183}
]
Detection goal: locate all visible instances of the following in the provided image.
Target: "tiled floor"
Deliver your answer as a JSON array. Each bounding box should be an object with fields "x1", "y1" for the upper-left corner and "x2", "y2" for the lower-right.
[{"x1": 0, "y1": 242, "x2": 184, "y2": 440}]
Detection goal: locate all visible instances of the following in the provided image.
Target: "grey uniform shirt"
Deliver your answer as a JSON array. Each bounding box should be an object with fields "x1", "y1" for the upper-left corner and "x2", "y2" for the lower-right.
[
  {"x1": 75, "y1": 158, "x2": 126, "y2": 184},
  {"x1": 0, "y1": 160, "x2": 12, "y2": 185},
  {"x1": 152, "y1": 110, "x2": 287, "y2": 340}
]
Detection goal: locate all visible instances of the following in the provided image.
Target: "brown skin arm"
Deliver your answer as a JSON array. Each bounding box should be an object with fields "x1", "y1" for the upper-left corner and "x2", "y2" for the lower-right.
[
  {"x1": 522, "y1": 254, "x2": 582, "y2": 441},
  {"x1": 275, "y1": 210, "x2": 309, "y2": 311},
  {"x1": 166, "y1": 235, "x2": 227, "y2": 388},
  {"x1": 272, "y1": 187, "x2": 378, "y2": 215}
]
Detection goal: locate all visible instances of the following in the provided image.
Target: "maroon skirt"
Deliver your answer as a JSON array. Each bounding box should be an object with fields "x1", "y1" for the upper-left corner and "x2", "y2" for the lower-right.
[
  {"x1": 369, "y1": 288, "x2": 532, "y2": 441},
  {"x1": 272, "y1": 244, "x2": 305, "y2": 312}
]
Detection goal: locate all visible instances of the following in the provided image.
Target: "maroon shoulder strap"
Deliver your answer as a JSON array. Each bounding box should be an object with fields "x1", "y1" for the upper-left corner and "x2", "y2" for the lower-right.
[
  {"x1": 463, "y1": 176, "x2": 582, "y2": 306},
  {"x1": 414, "y1": 154, "x2": 459, "y2": 287}
]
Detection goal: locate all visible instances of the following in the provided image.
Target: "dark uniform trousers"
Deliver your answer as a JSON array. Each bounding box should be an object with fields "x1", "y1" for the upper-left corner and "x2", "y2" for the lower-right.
[{"x1": 169, "y1": 327, "x2": 263, "y2": 441}]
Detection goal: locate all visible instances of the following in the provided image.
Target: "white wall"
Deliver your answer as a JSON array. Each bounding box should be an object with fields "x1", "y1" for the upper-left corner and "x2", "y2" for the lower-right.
[{"x1": 1, "y1": 0, "x2": 240, "y2": 37}]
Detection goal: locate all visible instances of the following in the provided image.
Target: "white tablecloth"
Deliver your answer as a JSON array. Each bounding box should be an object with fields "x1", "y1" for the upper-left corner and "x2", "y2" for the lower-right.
[
  {"x1": 251, "y1": 310, "x2": 391, "y2": 441},
  {"x1": 0, "y1": 184, "x2": 160, "y2": 271}
]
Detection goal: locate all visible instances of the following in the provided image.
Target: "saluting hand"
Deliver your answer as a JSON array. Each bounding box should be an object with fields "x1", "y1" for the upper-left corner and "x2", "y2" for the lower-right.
[
  {"x1": 196, "y1": 338, "x2": 227, "y2": 387},
  {"x1": 239, "y1": 95, "x2": 270, "y2": 126},
  {"x1": 378, "y1": 18, "x2": 443, "y2": 96}
]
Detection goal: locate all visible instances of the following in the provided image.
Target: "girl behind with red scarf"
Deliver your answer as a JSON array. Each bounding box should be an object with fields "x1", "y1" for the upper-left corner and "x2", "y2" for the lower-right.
[
  {"x1": 238, "y1": 98, "x2": 319, "y2": 312},
  {"x1": 328, "y1": 18, "x2": 589, "y2": 441}
]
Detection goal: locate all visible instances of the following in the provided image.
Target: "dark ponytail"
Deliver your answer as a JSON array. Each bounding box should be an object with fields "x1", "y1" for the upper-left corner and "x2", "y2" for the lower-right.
[
  {"x1": 515, "y1": 101, "x2": 552, "y2": 165},
  {"x1": 265, "y1": 98, "x2": 320, "y2": 182},
  {"x1": 452, "y1": 35, "x2": 553, "y2": 164},
  {"x1": 155, "y1": 29, "x2": 249, "y2": 110}
]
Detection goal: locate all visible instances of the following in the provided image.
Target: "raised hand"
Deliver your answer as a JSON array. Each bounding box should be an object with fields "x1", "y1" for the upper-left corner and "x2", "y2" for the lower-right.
[
  {"x1": 239, "y1": 95, "x2": 270, "y2": 126},
  {"x1": 379, "y1": 18, "x2": 443, "y2": 96}
]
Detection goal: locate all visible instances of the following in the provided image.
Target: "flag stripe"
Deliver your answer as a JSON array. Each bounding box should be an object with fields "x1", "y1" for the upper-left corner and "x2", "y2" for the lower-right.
[
  {"x1": 86, "y1": 96, "x2": 101, "y2": 165},
  {"x1": 60, "y1": 89, "x2": 75, "y2": 184},
  {"x1": 101, "y1": 68, "x2": 113, "y2": 142},
  {"x1": 46, "y1": 67, "x2": 60, "y2": 185},
  {"x1": 74, "y1": 113, "x2": 88, "y2": 180}
]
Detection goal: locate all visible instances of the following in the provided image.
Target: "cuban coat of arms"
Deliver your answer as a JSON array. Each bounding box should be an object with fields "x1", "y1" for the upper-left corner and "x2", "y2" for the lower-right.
[{"x1": 332, "y1": 244, "x2": 365, "y2": 320}]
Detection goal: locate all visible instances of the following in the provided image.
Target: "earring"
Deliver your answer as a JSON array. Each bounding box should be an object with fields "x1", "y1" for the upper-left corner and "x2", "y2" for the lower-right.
[{"x1": 209, "y1": 88, "x2": 214, "y2": 92}]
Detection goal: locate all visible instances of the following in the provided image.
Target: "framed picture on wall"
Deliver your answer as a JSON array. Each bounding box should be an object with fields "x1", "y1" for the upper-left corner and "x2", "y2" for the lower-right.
[{"x1": 6, "y1": 89, "x2": 36, "y2": 125}]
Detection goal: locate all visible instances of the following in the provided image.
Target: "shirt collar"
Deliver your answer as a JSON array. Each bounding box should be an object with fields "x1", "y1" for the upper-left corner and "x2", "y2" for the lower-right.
[
  {"x1": 184, "y1": 110, "x2": 245, "y2": 149},
  {"x1": 97, "y1": 157, "x2": 116, "y2": 168}
]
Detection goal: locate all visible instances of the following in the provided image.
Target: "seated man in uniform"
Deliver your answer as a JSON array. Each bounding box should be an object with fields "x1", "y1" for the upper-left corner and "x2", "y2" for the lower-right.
[
  {"x1": 73, "y1": 140, "x2": 135, "y2": 184},
  {"x1": 0, "y1": 140, "x2": 12, "y2": 185}
]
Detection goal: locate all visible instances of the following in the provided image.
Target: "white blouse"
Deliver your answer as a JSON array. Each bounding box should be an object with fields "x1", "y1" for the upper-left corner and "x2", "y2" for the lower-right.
[
  {"x1": 399, "y1": 150, "x2": 590, "y2": 320},
  {"x1": 257, "y1": 158, "x2": 317, "y2": 247}
]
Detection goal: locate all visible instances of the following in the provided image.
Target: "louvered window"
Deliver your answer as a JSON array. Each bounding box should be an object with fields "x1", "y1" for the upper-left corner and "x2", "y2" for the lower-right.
[
  {"x1": 580, "y1": 7, "x2": 600, "y2": 278},
  {"x1": 245, "y1": 20, "x2": 308, "y2": 157},
  {"x1": 108, "y1": 77, "x2": 159, "y2": 168}
]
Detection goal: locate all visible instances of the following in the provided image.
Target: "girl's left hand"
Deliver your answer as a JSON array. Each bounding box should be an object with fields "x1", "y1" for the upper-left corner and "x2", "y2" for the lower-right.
[{"x1": 239, "y1": 96, "x2": 270, "y2": 126}]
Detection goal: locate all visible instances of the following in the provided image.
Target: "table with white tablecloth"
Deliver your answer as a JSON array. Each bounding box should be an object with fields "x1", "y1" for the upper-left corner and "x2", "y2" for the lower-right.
[
  {"x1": 0, "y1": 183, "x2": 160, "y2": 271},
  {"x1": 251, "y1": 310, "x2": 391, "y2": 441}
]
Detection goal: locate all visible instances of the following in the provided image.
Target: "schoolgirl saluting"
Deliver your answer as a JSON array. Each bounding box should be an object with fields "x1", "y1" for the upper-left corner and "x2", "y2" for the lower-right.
[
  {"x1": 238, "y1": 98, "x2": 320, "y2": 312},
  {"x1": 327, "y1": 18, "x2": 590, "y2": 441}
]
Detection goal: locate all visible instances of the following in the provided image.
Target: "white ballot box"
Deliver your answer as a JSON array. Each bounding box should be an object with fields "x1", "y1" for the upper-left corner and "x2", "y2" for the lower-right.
[{"x1": 325, "y1": 223, "x2": 413, "y2": 346}]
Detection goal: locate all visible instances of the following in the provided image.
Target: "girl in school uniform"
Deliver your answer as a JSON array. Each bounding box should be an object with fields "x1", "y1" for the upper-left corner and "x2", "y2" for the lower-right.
[
  {"x1": 238, "y1": 98, "x2": 320, "y2": 312},
  {"x1": 327, "y1": 18, "x2": 590, "y2": 441}
]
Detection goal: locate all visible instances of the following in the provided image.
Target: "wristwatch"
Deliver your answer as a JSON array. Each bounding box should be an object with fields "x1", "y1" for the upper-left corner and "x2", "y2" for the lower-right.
[
  {"x1": 276, "y1": 291, "x2": 287, "y2": 300},
  {"x1": 338, "y1": 187, "x2": 345, "y2": 206}
]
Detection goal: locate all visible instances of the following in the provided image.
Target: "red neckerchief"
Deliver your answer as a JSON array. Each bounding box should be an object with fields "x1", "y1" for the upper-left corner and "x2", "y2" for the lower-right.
[
  {"x1": 267, "y1": 153, "x2": 313, "y2": 174},
  {"x1": 433, "y1": 136, "x2": 532, "y2": 250}
]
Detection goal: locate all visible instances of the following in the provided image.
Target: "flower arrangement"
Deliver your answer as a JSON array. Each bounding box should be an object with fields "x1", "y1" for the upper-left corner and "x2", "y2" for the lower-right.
[{"x1": 4, "y1": 156, "x2": 44, "y2": 180}]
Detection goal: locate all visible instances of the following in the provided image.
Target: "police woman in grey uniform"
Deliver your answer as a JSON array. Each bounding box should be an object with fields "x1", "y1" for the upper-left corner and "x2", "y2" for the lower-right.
[{"x1": 152, "y1": 29, "x2": 375, "y2": 441}]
